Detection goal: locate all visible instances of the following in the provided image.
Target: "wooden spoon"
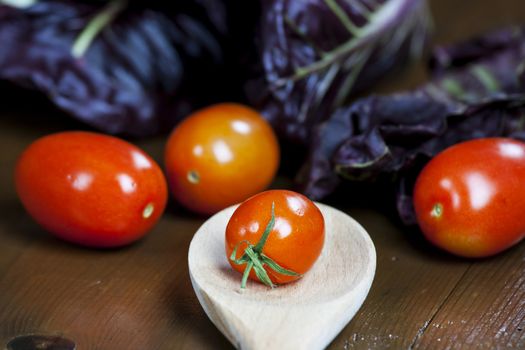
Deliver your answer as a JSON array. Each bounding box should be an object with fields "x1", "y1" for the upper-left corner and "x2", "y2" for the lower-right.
[{"x1": 188, "y1": 203, "x2": 376, "y2": 350}]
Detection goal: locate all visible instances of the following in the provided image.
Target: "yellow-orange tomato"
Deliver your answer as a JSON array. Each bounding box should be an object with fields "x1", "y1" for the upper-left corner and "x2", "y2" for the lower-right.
[{"x1": 165, "y1": 103, "x2": 280, "y2": 215}]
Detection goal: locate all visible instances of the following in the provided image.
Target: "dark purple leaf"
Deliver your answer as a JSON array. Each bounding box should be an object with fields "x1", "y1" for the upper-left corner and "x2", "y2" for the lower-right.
[
  {"x1": 247, "y1": 0, "x2": 431, "y2": 143},
  {"x1": 299, "y1": 26, "x2": 525, "y2": 224},
  {"x1": 0, "y1": 0, "x2": 257, "y2": 136}
]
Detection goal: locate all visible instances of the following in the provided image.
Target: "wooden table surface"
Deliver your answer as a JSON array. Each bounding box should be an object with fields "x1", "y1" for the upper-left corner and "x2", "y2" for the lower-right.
[{"x1": 1, "y1": 0, "x2": 525, "y2": 349}]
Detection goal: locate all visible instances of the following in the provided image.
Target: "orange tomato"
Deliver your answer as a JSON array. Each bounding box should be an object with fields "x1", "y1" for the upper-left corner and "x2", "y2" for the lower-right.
[
  {"x1": 164, "y1": 103, "x2": 280, "y2": 215},
  {"x1": 225, "y1": 190, "x2": 325, "y2": 288},
  {"x1": 15, "y1": 131, "x2": 167, "y2": 247}
]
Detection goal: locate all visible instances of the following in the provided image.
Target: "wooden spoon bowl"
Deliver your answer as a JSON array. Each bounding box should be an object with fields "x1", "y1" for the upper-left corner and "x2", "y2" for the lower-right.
[{"x1": 188, "y1": 203, "x2": 376, "y2": 350}]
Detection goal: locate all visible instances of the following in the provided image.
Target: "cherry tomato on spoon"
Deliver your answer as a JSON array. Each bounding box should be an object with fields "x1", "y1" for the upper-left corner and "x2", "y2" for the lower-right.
[
  {"x1": 15, "y1": 131, "x2": 167, "y2": 247},
  {"x1": 413, "y1": 138, "x2": 525, "y2": 258},
  {"x1": 226, "y1": 190, "x2": 325, "y2": 288}
]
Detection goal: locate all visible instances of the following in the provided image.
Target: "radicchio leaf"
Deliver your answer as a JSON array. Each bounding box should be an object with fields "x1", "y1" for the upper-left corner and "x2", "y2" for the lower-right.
[
  {"x1": 0, "y1": 0, "x2": 256, "y2": 136},
  {"x1": 299, "y1": 26, "x2": 525, "y2": 224},
  {"x1": 247, "y1": 0, "x2": 431, "y2": 143}
]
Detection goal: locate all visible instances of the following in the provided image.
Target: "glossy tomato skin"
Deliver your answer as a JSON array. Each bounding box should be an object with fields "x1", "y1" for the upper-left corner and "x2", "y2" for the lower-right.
[
  {"x1": 164, "y1": 103, "x2": 280, "y2": 215},
  {"x1": 225, "y1": 190, "x2": 325, "y2": 285},
  {"x1": 413, "y1": 138, "x2": 525, "y2": 258},
  {"x1": 15, "y1": 131, "x2": 168, "y2": 247}
]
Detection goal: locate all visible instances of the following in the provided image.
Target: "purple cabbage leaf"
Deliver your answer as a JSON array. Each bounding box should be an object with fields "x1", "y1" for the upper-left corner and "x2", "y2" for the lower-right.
[
  {"x1": 0, "y1": 0, "x2": 254, "y2": 136},
  {"x1": 298, "y1": 26, "x2": 525, "y2": 224},
  {"x1": 247, "y1": 0, "x2": 432, "y2": 143}
]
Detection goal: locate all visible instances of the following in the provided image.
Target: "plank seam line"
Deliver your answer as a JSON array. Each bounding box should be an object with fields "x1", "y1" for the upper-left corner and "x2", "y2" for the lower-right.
[{"x1": 407, "y1": 264, "x2": 472, "y2": 350}]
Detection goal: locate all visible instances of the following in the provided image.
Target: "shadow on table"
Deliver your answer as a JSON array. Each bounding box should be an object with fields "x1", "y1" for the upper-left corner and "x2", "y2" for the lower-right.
[
  {"x1": 0, "y1": 198, "x2": 144, "y2": 255},
  {"x1": 0, "y1": 198, "x2": 49, "y2": 243},
  {"x1": 161, "y1": 257, "x2": 235, "y2": 349}
]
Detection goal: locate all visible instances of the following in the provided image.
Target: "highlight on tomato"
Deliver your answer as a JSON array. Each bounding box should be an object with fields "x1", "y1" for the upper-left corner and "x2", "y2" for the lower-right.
[
  {"x1": 225, "y1": 190, "x2": 325, "y2": 289},
  {"x1": 15, "y1": 131, "x2": 168, "y2": 248},
  {"x1": 164, "y1": 103, "x2": 280, "y2": 215},
  {"x1": 413, "y1": 138, "x2": 525, "y2": 258}
]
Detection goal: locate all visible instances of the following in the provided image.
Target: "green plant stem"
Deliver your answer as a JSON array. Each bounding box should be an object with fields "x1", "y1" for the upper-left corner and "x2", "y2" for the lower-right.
[
  {"x1": 324, "y1": 0, "x2": 361, "y2": 36},
  {"x1": 0, "y1": 0, "x2": 36, "y2": 9},
  {"x1": 471, "y1": 65, "x2": 500, "y2": 93},
  {"x1": 71, "y1": 0, "x2": 127, "y2": 58},
  {"x1": 276, "y1": 0, "x2": 410, "y2": 86}
]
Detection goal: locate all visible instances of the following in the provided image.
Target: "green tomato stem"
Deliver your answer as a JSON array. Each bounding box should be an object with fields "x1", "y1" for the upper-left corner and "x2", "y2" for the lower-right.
[
  {"x1": 240, "y1": 261, "x2": 254, "y2": 290},
  {"x1": 253, "y1": 202, "x2": 275, "y2": 253},
  {"x1": 230, "y1": 202, "x2": 301, "y2": 290}
]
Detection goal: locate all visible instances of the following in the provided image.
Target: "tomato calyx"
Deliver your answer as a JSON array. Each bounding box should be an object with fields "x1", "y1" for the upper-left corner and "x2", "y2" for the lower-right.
[
  {"x1": 431, "y1": 203, "x2": 443, "y2": 218},
  {"x1": 142, "y1": 203, "x2": 155, "y2": 219},
  {"x1": 187, "y1": 170, "x2": 200, "y2": 184},
  {"x1": 229, "y1": 202, "x2": 301, "y2": 289}
]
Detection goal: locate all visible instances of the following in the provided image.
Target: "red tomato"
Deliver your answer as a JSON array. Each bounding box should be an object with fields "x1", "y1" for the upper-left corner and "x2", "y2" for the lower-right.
[
  {"x1": 15, "y1": 131, "x2": 167, "y2": 247},
  {"x1": 225, "y1": 190, "x2": 325, "y2": 288},
  {"x1": 413, "y1": 138, "x2": 525, "y2": 257},
  {"x1": 164, "y1": 103, "x2": 280, "y2": 215}
]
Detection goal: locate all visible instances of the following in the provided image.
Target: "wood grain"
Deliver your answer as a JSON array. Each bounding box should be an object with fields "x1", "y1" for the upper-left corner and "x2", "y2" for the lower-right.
[
  {"x1": 414, "y1": 245, "x2": 525, "y2": 349},
  {"x1": 188, "y1": 204, "x2": 376, "y2": 350},
  {"x1": 325, "y1": 210, "x2": 472, "y2": 349}
]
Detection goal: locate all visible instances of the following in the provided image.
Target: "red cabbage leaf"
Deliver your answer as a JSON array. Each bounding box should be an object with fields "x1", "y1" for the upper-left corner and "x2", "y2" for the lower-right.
[
  {"x1": 247, "y1": 0, "x2": 431, "y2": 143},
  {"x1": 299, "y1": 26, "x2": 525, "y2": 224},
  {"x1": 0, "y1": 0, "x2": 251, "y2": 136}
]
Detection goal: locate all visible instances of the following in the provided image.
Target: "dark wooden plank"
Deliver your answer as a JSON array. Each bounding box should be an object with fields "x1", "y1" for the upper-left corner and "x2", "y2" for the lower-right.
[
  {"x1": 413, "y1": 244, "x2": 525, "y2": 349},
  {"x1": 0, "y1": 115, "x2": 60, "y2": 277},
  {"x1": 431, "y1": 0, "x2": 525, "y2": 45},
  {"x1": 327, "y1": 209, "x2": 471, "y2": 349},
  {"x1": 0, "y1": 196, "x2": 232, "y2": 350}
]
